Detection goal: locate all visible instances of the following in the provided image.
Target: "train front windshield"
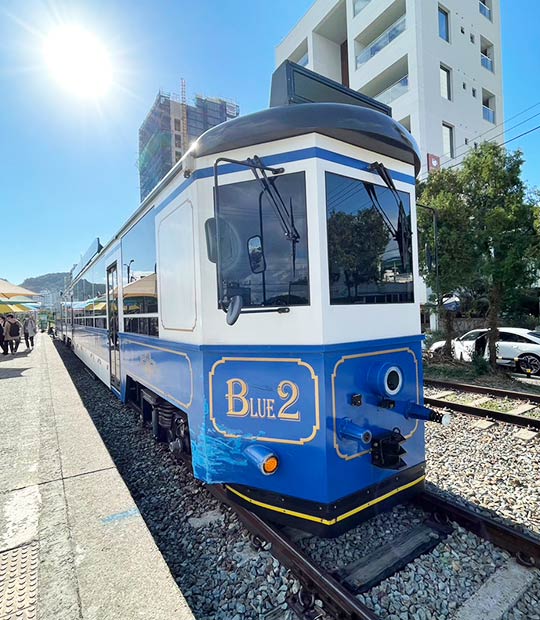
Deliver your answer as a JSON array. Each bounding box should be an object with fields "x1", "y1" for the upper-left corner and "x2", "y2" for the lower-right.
[
  {"x1": 216, "y1": 171, "x2": 310, "y2": 308},
  {"x1": 325, "y1": 172, "x2": 414, "y2": 305}
]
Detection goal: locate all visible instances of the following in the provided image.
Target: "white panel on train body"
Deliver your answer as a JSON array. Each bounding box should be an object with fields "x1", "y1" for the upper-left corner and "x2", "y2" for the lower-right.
[{"x1": 157, "y1": 199, "x2": 197, "y2": 332}]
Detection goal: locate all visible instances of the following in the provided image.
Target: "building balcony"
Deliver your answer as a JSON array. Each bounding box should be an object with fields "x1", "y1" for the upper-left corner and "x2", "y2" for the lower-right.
[
  {"x1": 479, "y1": 1, "x2": 492, "y2": 20},
  {"x1": 374, "y1": 75, "x2": 409, "y2": 105},
  {"x1": 297, "y1": 52, "x2": 309, "y2": 67},
  {"x1": 483, "y1": 105, "x2": 495, "y2": 123},
  {"x1": 481, "y1": 53, "x2": 494, "y2": 72},
  {"x1": 353, "y1": 0, "x2": 372, "y2": 17},
  {"x1": 356, "y1": 16, "x2": 406, "y2": 68}
]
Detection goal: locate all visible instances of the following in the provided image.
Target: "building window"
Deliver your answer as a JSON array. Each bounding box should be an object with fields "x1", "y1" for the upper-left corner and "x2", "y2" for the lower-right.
[
  {"x1": 470, "y1": 33, "x2": 475, "y2": 44},
  {"x1": 481, "y1": 37, "x2": 494, "y2": 72},
  {"x1": 442, "y1": 123, "x2": 454, "y2": 157},
  {"x1": 462, "y1": 82, "x2": 466, "y2": 90},
  {"x1": 174, "y1": 118, "x2": 181, "y2": 132},
  {"x1": 479, "y1": 0, "x2": 492, "y2": 21},
  {"x1": 472, "y1": 87, "x2": 477, "y2": 98},
  {"x1": 482, "y1": 90, "x2": 495, "y2": 123},
  {"x1": 440, "y1": 65, "x2": 451, "y2": 100},
  {"x1": 353, "y1": 0, "x2": 372, "y2": 16},
  {"x1": 460, "y1": 26, "x2": 465, "y2": 34},
  {"x1": 439, "y1": 6, "x2": 449, "y2": 42},
  {"x1": 465, "y1": 138, "x2": 469, "y2": 145}
]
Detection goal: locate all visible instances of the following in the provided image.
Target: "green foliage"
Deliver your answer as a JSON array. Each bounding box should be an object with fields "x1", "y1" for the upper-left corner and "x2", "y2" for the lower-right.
[
  {"x1": 471, "y1": 352, "x2": 490, "y2": 376},
  {"x1": 327, "y1": 207, "x2": 389, "y2": 298},
  {"x1": 418, "y1": 142, "x2": 540, "y2": 367}
]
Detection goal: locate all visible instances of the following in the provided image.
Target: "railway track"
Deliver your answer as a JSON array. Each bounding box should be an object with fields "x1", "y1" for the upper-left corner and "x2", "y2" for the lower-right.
[
  {"x1": 424, "y1": 378, "x2": 540, "y2": 430},
  {"x1": 211, "y1": 485, "x2": 540, "y2": 620}
]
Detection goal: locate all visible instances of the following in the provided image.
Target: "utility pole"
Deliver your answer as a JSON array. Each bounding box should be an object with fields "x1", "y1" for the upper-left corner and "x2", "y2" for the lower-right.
[{"x1": 417, "y1": 203, "x2": 440, "y2": 330}]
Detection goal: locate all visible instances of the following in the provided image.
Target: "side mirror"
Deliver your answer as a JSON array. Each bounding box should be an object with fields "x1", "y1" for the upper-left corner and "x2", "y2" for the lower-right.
[
  {"x1": 205, "y1": 218, "x2": 217, "y2": 263},
  {"x1": 226, "y1": 295, "x2": 243, "y2": 326},
  {"x1": 247, "y1": 235, "x2": 266, "y2": 274}
]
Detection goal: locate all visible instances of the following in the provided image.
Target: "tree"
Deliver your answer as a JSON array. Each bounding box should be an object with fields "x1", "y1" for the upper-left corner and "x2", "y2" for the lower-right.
[
  {"x1": 419, "y1": 142, "x2": 540, "y2": 367},
  {"x1": 418, "y1": 169, "x2": 479, "y2": 356},
  {"x1": 327, "y1": 207, "x2": 389, "y2": 300},
  {"x1": 460, "y1": 143, "x2": 540, "y2": 367}
]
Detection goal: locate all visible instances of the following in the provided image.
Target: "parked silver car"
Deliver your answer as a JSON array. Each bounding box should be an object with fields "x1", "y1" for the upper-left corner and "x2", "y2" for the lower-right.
[{"x1": 429, "y1": 327, "x2": 540, "y2": 375}]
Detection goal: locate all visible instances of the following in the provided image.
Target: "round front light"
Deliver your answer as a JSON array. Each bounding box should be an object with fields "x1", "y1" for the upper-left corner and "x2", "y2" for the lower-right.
[{"x1": 384, "y1": 366, "x2": 403, "y2": 396}]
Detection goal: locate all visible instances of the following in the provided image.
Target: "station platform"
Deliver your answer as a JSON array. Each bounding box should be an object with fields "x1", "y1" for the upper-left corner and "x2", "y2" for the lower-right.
[{"x1": 0, "y1": 335, "x2": 195, "y2": 620}]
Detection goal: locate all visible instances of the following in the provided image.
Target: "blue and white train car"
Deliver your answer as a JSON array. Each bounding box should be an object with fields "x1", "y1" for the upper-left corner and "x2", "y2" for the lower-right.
[{"x1": 59, "y1": 78, "x2": 448, "y2": 535}]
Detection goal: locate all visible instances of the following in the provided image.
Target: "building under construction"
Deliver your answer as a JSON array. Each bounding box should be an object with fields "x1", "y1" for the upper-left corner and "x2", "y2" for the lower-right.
[{"x1": 138, "y1": 83, "x2": 239, "y2": 201}]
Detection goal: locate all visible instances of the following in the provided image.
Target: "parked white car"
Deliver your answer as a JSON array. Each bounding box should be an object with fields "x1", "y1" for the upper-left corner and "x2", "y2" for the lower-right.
[{"x1": 429, "y1": 327, "x2": 540, "y2": 375}]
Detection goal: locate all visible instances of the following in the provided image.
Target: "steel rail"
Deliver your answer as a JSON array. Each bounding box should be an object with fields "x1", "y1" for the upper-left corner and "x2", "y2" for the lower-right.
[
  {"x1": 414, "y1": 491, "x2": 540, "y2": 568},
  {"x1": 424, "y1": 396, "x2": 540, "y2": 430},
  {"x1": 424, "y1": 378, "x2": 540, "y2": 404},
  {"x1": 208, "y1": 485, "x2": 380, "y2": 620}
]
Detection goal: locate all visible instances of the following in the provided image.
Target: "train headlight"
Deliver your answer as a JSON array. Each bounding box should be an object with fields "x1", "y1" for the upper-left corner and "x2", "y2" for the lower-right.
[
  {"x1": 384, "y1": 366, "x2": 403, "y2": 396},
  {"x1": 369, "y1": 364, "x2": 404, "y2": 398}
]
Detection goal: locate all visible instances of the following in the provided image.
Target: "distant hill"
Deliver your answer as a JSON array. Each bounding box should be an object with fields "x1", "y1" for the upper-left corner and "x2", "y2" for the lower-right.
[{"x1": 20, "y1": 272, "x2": 69, "y2": 295}]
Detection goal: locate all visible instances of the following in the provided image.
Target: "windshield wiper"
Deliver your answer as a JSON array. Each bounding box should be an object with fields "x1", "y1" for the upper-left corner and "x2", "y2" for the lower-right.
[
  {"x1": 248, "y1": 155, "x2": 300, "y2": 277},
  {"x1": 248, "y1": 156, "x2": 300, "y2": 242},
  {"x1": 367, "y1": 161, "x2": 412, "y2": 272}
]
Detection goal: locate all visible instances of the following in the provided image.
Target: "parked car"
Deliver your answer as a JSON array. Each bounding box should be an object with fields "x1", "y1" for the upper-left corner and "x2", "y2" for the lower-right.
[{"x1": 429, "y1": 327, "x2": 540, "y2": 375}]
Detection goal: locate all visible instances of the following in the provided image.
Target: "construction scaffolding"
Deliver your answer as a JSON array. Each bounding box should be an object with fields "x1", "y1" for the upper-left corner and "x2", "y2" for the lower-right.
[{"x1": 138, "y1": 83, "x2": 239, "y2": 202}]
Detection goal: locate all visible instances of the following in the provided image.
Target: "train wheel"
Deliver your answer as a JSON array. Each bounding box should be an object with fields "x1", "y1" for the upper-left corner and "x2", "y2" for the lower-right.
[
  {"x1": 167, "y1": 411, "x2": 191, "y2": 464},
  {"x1": 518, "y1": 353, "x2": 540, "y2": 376}
]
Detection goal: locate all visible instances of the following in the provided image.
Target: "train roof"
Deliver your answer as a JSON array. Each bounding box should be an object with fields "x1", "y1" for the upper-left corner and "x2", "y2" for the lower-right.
[{"x1": 191, "y1": 102, "x2": 421, "y2": 177}]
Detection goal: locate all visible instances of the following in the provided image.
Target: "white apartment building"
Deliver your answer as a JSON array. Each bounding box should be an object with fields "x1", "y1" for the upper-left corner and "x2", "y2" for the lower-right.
[{"x1": 276, "y1": 0, "x2": 503, "y2": 178}]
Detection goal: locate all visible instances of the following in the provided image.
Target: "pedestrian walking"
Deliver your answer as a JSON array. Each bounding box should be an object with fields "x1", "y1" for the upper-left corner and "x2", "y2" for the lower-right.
[
  {"x1": 0, "y1": 315, "x2": 8, "y2": 355},
  {"x1": 23, "y1": 315, "x2": 37, "y2": 349},
  {"x1": 4, "y1": 314, "x2": 23, "y2": 354}
]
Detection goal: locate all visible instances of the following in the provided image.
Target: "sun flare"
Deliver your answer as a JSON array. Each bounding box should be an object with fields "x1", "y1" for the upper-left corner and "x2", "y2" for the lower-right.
[{"x1": 44, "y1": 24, "x2": 113, "y2": 98}]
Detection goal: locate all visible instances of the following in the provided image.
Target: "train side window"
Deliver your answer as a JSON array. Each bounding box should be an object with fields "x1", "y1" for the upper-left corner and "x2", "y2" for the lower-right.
[
  {"x1": 121, "y1": 209, "x2": 159, "y2": 336},
  {"x1": 325, "y1": 172, "x2": 414, "y2": 305}
]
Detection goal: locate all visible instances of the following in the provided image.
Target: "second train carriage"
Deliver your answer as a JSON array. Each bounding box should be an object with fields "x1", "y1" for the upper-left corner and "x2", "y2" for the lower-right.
[{"x1": 57, "y1": 65, "x2": 448, "y2": 535}]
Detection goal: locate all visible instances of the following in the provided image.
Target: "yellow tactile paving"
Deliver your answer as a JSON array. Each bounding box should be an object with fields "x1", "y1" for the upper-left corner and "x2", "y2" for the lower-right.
[{"x1": 0, "y1": 543, "x2": 39, "y2": 619}]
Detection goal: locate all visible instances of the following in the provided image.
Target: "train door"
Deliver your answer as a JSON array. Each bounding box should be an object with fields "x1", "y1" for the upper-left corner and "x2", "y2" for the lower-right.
[{"x1": 106, "y1": 262, "x2": 121, "y2": 389}]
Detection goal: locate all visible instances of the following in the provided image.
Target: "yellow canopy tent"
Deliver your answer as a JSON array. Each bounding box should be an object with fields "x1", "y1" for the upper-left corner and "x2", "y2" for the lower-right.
[
  {"x1": 0, "y1": 303, "x2": 33, "y2": 314},
  {"x1": 0, "y1": 280, "x2": 40, "y2": 298},
  {"x1": 122, "y1": 273, "x2": 157, "y2": 298}
]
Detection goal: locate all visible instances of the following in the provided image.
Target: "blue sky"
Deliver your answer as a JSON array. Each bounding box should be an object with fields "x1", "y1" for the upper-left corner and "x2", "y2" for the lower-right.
[{"x1": 0, "y1": 0, "x2": 538, "y2": 284}]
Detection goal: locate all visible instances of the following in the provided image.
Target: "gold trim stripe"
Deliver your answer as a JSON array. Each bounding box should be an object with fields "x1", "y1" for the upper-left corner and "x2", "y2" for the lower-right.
[
  {"x1": 209, "y1": 357, "x2": 320, "y2": 445},
  {"x1": 225, "y1": 474, "x2": 425, "y2": 526}
]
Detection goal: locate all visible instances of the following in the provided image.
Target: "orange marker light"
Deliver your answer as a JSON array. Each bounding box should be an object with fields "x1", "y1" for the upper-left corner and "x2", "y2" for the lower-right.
[{"x1": 263, "y1": 456, "x2": 279, "y2": 475}]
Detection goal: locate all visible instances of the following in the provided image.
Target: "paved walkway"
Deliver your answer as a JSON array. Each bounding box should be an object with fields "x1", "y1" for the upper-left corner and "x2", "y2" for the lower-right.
[{"x1": 0, "y1": 335, "x2": 194, "y2": 619}]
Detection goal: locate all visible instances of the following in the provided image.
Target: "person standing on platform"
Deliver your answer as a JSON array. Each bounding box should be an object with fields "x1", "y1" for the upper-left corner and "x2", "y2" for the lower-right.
[
  {"x1": 4, "y1": 314, "x2": 22, "y2": 354},
  {"x1": 23, "y1": 315, "x2": 37, "y2": 349},
  {"x1": 0, "y1": 315, "x2": 8, "y2": 355}
]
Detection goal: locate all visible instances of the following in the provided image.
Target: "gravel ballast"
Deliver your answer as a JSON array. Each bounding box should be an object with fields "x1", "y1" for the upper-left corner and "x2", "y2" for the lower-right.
[{"x1": 425, "y1": 410, "x2": 540, "y2": 537}]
